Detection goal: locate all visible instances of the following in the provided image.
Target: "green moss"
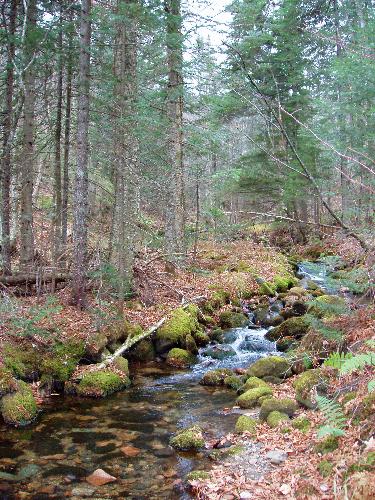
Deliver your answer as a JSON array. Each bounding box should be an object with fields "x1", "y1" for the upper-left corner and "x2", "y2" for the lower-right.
[
  {"x1": 223, "y1": 375, "x2": 243, "y2": 391},
  {"x1": 0, "y1": 366, "x2": 18, "y2": 396},
  {"x1": 315, "y1": 436, "x2": 339, "y2": 454},
  {"x1": 169, "y1": 425, "x2": 204, "y2": 451},
  {"x1": 318, "y1": 460, "x2": 334, "y2": 477},
  {"x1": 210, "y1": 444, "x2": 245, "y2": 461},
  {"x1": 200, "y1": 368, "x2": 233, "y2": 386},
  {"x1": 166, "y1": 348, "x2": 196, "y2": 368},
  {"x1": 124, "y1": 321, "x2": 144, "y2": 338},
  {"x1": 156, "y1": 308, "x2": 198, "y2": 344},
  {"x1": 239, "y1": 376, "x2": 269, "y2": 393},
  {"x1": 259, "y1": 397, "x2": 298, "y2": 420},
  {"x1": 307, "y1": 295, "x2": 348, "y2": 319},
  {"x1": 235, "y1": 415, "x2": 257, "y2": 434},
  {"x1": 1, "y1": 381, "x2": 37, "y2": 426},
  {"x1": 287, "y1": 287, "x2": 310, "y2": 297},
  {"x1": 185, "y1": 470, "x2": 210, "y2": 481},
  {"x1": 328, "y1": 267, "x2": 370, "y2": 295},
  {"x1": 40, "y1": 340, "x2": 84, "y2": 383},
  {"x1": 263, "y1": 376, "x2": 284, "y2": 384},
  {"x1": 293, "y1": 369, "x2": 327, "y2": 409},
  {"x1": 130, "y1": 339, "x2": 155, "y2": 362},
  {"x1": 209, "y1": 328, "x2": 224, "y2": 343},
  {"x1": 291, "y1": 416, "x2": 311, "y2": 433},
  {"x1": 267, "y1": 411, "x2": 290, "y2": 428},
  {"x1": 112, "y1": 357, "x2": 129, "y2": 375},
  {"x1": 258, "y1": 394, "x2": 273, "y2": 405},
  {"x1": 210, "y1": 290, "x2": 231, "y2": 308},
  {"x1": 236, "y1": 386, "x2": 273, "y2": 409},
  {"x1": 247, "y1": 356, "x2": 291, "y2": 380},
  {"x1": 259, "y1": 281, "x2": 276, "y2": 296},
  {"x1": 274, "y1": 274, "x2": 298, "y2": 292},
  {"x1": 3, "y1": 344, "x2": 40, "y2": 380},
  {"x1": 77, "y1": 370, "x2": 130, "y2": 398},
  {"x1": 266, "y1": 316, "x2": 310, "y2": 341},
  {"x1": 219, "y1": 311, "x2": 248, "y2": 328},
  {"x1": 185, "y1": 334, "x2": 198, "y2": 354},
  {"x1": 192, "y1": 329, "x2": 210, "y2": 346},
  {"x1": 85, "y1": 332, "x2": 108, "y2": 359}
]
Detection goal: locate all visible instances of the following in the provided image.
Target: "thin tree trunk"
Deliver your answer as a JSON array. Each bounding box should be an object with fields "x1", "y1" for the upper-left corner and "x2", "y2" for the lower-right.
[
  {"x1": 164, "y1": 0, "x2": 185, "y2": 264},
  {"x1": 1, "y1": 0, "x2": 17, "y2": 275},
  {"x1": 72, "y1": 0, "x2": 91, "y2": 308},
  {"x1": 20, "y1": 0, "x2": 37, "y2": 271}
]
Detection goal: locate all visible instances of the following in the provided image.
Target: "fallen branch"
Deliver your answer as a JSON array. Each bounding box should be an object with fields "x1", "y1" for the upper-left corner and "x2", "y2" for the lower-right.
[
  {"x1": 223, "y1": 211, "x2": 340, "y2": 229},
  {"x1": 0, "y1": 272, "x2": 70, "y2": 286}
]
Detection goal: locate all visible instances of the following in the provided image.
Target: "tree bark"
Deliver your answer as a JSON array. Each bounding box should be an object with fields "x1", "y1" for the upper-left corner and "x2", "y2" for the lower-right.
[
  {"x1": 72, "y1": 0, "x2": 91, "y2": 308},
  {"x1": 1, "y1": 0, "x2": 17, "y2": 275},
  {"x1": 20, "y1": 0, "x2": 37, "y2": 271},
  {"x1": 164, "y1": 0, "x2": 185, "y2": 264}
]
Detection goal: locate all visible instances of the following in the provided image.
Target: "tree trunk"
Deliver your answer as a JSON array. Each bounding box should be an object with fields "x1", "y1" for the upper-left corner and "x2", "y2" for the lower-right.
[
  {"x1": 164, "y1": 0, "x2": 185, "y2": 264},
  {"x1": 1, "y1": 0, "x2": 17, "y2": 276},
  {"x1": 20, "y1": 0, "x2": 37, "y2": 271},
  {"x1": 112, "y1": 0, "x2": 139, "y2": 307},
  {"x1": 72, "y1": 0, "x2": 91, "y2": 308}
]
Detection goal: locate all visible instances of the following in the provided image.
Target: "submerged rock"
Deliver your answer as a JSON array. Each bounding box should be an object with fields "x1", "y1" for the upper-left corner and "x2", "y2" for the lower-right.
[
  {"x1": 1, "y1": 380, "x2": 38, "y2": 426},
  {"x1": 185, "y1": 470, "x2": 210, "y2": 481},
  {"x1": 169, "y1": 425, "x2": 205, "y2": 451},
  {"x1": 86, "y1": 468, "x2": 117, "y2": 486}
]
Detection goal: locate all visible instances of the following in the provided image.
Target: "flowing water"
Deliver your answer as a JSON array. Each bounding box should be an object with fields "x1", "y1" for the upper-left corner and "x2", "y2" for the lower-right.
[{"x1": 0, "y1": 261, "x2": 327, "y2": 499}]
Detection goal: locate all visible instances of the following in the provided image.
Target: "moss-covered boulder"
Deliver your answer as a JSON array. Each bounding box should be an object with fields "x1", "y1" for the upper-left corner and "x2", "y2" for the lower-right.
[
  {"x1": 200, "y1": 368, "x2": 233, "y2": 386},
  {"x1": 247, "y1": 356, "x2": 291, "y2": 380},
  {"x1": 3, "y1": 344, "x2": 41, "y2": 381},
  {"x1": 266, "y1": 316, "x2": 310, "y2": 341},
  {"x1": 85, "y1": 332, "x2": 109, "y2": 361},
  {"x1": 267, "y1": 411, "x2": 290, "y2": 428},
  {"x1": 166, "y1": 348, "x2": 196, "y2": 368},
  {"x1": 314, "y1": 436, "x2": 339, "y2": 454},
  {"x1": 155, "y1": 308, "x2": 199, "y2": 353},
  {"x1": 185, "y1": 334, "x2": 198, "y2": 355},
  {"x1": 307, "y1": 295, "x2": 348, "y2": 319},
  {"x1": 223, "y1": 375, "x2": 243, "y2": 391},
  {"x1": 287, "y1": 287, "x2": 309, "y2": 298},
  {"x1": 259, "y1": 397, "x2": 298, "y2": 421},
  {"x1": 236, "y1": 386, "x2": 273, "y2": 409},
  {"x1": 129, "y1": 339, "x2": 155, "y2": 362},
  {"x1": 169, "y1": 425, "x2": 204, "y2": 451},
  {"x1": 202, "y1": 345, "x2": 236, "y2": 360},
  {"x1": 209, "y1": 328, "x2": 224, "y2": 343},
  {"x1": 276, "y1": 336, "x2": 297, "y2": 352},
  {"x1": 235, "y1": 415, "x2": 257, "y2": 434},
  {"x1": 0, "y1": 366, "x2": 18, "y2": 396},
  {"x1": 258, "y1": 394, "x2": 273, "y2": 405},
  {"x1": 77, "y1": 370, "x2": 130, "y2": 398},
  {"x1": 293, "y1": 368, "x2": 327, "y2": 409},
  {"x1": 192, "y1": 329, "x2": 210, "y2": 346},
  {"x1": 185, "y1": 470, "x2": 210, "y2": 482},
  {"x1": 112, "y1": 357, "x2": 129, "y2": 375},
  {"x1": 219, "y1": 311, "x2": 248, "y2": 329},
  {"x1": 40, "y1": 340, "x2": 85, "y2": 384},
  {"x1": 238, "y1": 376, "x2": 269, "y2": 394},
  {"x1": 291, "y1": 416, "x2": 311, "y2": 433},
  {"x1": 1, "y1": 381, "x2": 37, "y2": 426}
]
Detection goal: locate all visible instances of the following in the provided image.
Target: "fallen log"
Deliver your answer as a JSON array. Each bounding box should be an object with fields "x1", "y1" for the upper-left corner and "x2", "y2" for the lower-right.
[{"x1": 0, "y1": 272, "x2": 70, "y2": 286}]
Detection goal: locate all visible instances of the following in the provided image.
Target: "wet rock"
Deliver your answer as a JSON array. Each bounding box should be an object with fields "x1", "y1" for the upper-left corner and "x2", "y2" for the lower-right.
[
  {"x1": 40, "y1": 453, "x2": 66, "y2": 461},
  {"x1": 120, "y1": 445, "x2": 141, "y2": 457},
  {"x1": 86, "y1": 468, "x2": 117, "y2": 486},
  {"x1": 166, "y1": 348, "x2": 196, "y2": 368},
  {"x1": 265, "y1": 449, "x2": 288, "y2": 465},
  {"x1": 265, "y1": 316, "x2": 310, "y2": 342},
  {"x1": 169, "y1": 425, "x2": 205, "y2": 451},
  {"x1": 202, "y1": 345, "x2": 236, "y2": 360},
  {"x1": 239, "y1": 335, "x2": 274, "y2": 353},
  {"x1": 72, "y1": 485, "x2": 97, "y2": 497},
  {"x1": 219, "y1": 311, "x2": 248, "y2": 329}
]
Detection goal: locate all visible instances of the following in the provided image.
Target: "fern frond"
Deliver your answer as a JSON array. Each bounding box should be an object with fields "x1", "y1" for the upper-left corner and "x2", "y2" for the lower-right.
[
  {"x1": 324, "y1": 352, "x2": 353, "y2": 369},
  {"x1": 316, "y1": 394, "x2": 346, "y2": 437},
  {"x1": 368, "y1": 379, "x2": 375, "y2": 393},
  {"x1": 365, "y1": 340, "x2": 375, "y2": 348},
  {"x1": 340, "y1": 352, "x2": 375, "y2": 374}
]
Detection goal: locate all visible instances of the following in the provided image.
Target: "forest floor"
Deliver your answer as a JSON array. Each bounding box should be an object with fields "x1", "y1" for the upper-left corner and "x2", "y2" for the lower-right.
[{"x1": 0, "y1": 231, "x2": 374, "y2": 499}]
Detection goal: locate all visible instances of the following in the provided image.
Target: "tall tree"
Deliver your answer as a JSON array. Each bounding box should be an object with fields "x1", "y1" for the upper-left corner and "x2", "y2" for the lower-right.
[{"x1": 72, "y1": 0, "x2": 91, "y2": 307}]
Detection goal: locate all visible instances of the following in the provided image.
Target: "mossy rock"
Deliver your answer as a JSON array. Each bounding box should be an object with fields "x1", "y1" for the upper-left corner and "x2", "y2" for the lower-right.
[
  {"x1": 223, "y1": 375, "x2": 243, "y2": 391},
  {"x1": 258, "y1": 394, "x2": 273, "y2": 405},
  {"x1": 266, "y1": 316, "x2": 310, "y2": 342},
  {"x1": 1, "y1": 381, "x2": 38, "y2": 426},
  {"x1": 247, "y1": 356, "x2": 291, "y2": 380},
  {"x1": 238, "y1": 376, "x2": 269, "y2": 394},
  {"x1": 209, "y1": 444, "x2": 245, "y2": 461},
  {"x1": 236, "y1": 386, "x2": 273, "y2": 409},
  {"x1": 318, "y1": 460, "x2": 334, "y2": 477},
  {"x1": 209, "y1": 328, "x2": 224, "y2": 343},
  {"x1": 293, "y1": 368, "x2": 327, "y2": 409},
  {"x1": 267, "y1": 411, "x2": 290, "y2": 428},
  {"x1": 185, "y1": 470, "x2": 210, "y2": 482},
  {"x1": 276, "y1": 336, "x2": 297, "y2": 352},
  {"x1": 166, "y1": 348, "x2": 196, "y2": 368},
  {"x1": 85, "y1": 332, "x2": 109, "y2": 360},
  {"x1": 291, "y1": 416, "x2": 311, "y2": 433},
  {"x1": 112, "y1": 357, "x2": 129, "y2": 375},
  {"x1": 210, "y1": 290, "x2": 231, "y2": 308},
  {"x1": 156, "y1": 308, "x2": 199, "y2": 352},
  {"x1": 259, "y1": 397, "x2": 298, "y2": 421},
  {"x1": 287, "y1": 286, "x2": 309, "y2": 297},
  {"x1": 169, "y1": 425, "x2": 204, "y2": 451},
  {"x1": 307, "y1": 295, "x2": 348, "y2": 319},
  {"x1": 77, "y1": 370, "x2": 130, "y2": 398},
  {"x1": 192, "y1": 329, "x2": 210, "y2": 346},
  {"x1": 40, "y1": 340, "x2": 84, "y2": 383},
  {"x1": 3, "y1": 344, "x2": 41, "y2": 381},
  {"x1": 259, "y1": 281, "x2": 276, "y2": 296},
  {"x1": 219, "y1": 311, "x2": 248, "y2": 329},
  {"x1": 274, "y1": 274, "x2": 298, "y2": 292},
  {"x1": 129, "y1": 339, "x2": 155, "y2": 362},
  {"x1": 0, "y1": 366, "x2": 18, "y2": 397},
  {"x1": 235, "y1": 415, "x2": 257, "y2": 434},
  {"x1": 200, "y1": 368, "x2": 233, "y2": 386},
  {"x1": 185, "y1": 334, "x2": 198, "y2": 355},
  {"x1": 315, "y1": 436, "x2": 339, "y2": 454}
]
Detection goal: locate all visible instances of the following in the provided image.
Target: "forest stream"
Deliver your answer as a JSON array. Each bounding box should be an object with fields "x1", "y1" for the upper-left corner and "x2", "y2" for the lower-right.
[{"x1": 0, "y1": 261, "x2": 352, "y2": 499}]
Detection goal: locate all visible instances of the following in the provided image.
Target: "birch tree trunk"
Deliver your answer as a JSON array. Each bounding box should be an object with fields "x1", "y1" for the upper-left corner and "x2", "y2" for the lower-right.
[
  {"x1": 112, "y1": 0, "x2": 139, "y2": 306},
  {"x1": 72, "y1": 0, "x2": 91, "y2": 308},
  {"x1": 164, "y1": 0, "x2": 185, "y2": 264},
  {"x1": 1, "y1": 0, "x2": 17, "y2": 275},
  {"x1": 20, "y1": 0, "x2": 37, "y2": 271}
]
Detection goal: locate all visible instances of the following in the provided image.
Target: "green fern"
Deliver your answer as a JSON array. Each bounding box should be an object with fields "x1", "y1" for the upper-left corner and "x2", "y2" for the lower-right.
[
  {"x1": 316, "y1": 394, "x2": 346, "y2": 438},
  {"x1": 368, "y1": 379, "x2": 375, "y2": 393},
  {"x1": 323, "y1": 352, "x2": 353, "y2": 369},
  {"x1": 340, "y1": 352, "x2": 375, "y2": 374}
]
